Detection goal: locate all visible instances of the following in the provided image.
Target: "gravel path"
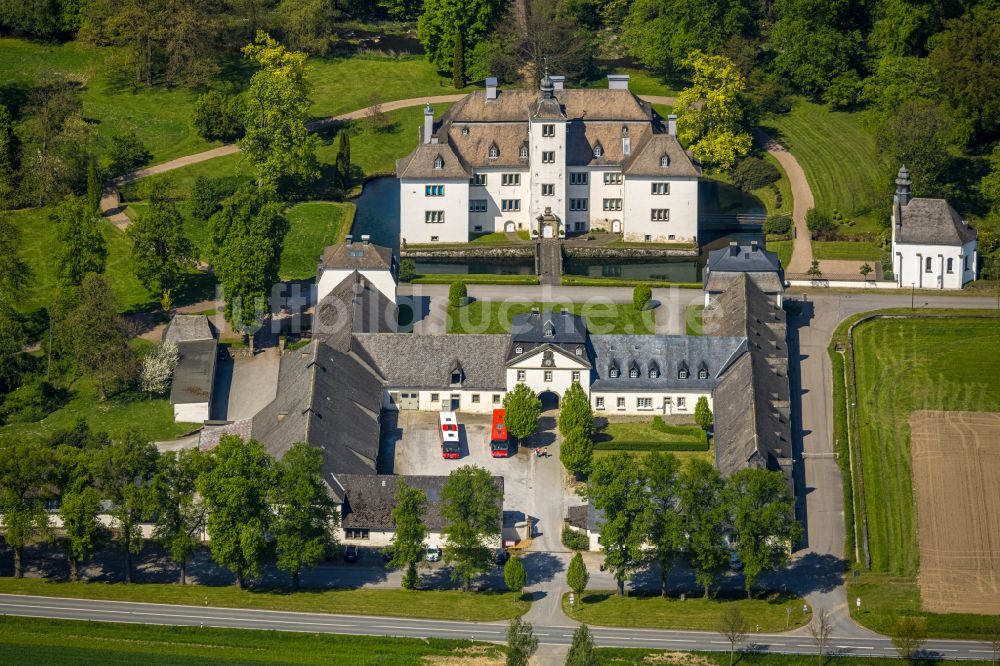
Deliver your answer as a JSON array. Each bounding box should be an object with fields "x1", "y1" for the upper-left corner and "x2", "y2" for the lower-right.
[{"x1": 757, "y1": 129, "x2": 815, "y2": 273}]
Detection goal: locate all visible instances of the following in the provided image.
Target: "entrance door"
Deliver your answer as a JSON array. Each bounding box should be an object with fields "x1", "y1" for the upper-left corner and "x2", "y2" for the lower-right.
[
  {"x1": 663, "y1": 397, "x2": 672, "y2": 415},
  {"x1": 400, "y1": 392, "x2": 419, "y2": 410},
  {"x1": 505, "y1": 220, "x2": 516, "y2": 232},
  {"x1": 450, "y1": 394, "x2": 461, "y2": 411},
  {"x1": 612, "y1": 219, "x2": 622, "y2": 233},
  {"x1": 543, "y1": 223, "x2": 554, "y2": 239}
]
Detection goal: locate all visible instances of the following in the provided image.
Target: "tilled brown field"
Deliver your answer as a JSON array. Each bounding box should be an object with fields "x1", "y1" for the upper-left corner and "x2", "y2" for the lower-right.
[{"x1": 910, "y1": 410, "x2": 1000, "y2": 614}]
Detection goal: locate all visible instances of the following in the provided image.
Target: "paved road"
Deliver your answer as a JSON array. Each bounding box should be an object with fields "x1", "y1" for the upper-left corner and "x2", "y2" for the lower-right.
[{"x1": 3, "y1": 593, "x2": 997, "y2": 660}]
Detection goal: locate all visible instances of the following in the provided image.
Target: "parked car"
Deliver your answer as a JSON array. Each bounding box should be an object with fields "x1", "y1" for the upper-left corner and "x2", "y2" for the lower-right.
[
  {"x1": 425, "y1": 545, "x2": 442, "y2": 562},
  {"x1": 343, "y1": 545, "x2": 359, "y2": 562}
]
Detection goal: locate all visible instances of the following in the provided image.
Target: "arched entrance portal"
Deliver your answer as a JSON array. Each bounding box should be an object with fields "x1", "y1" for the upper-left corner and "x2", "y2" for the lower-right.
[
  {"x1": 611, "y1": 219, "x2": 622, "y2": 233},
  {"x1": 539, "y1": 390, "x2": 559, "y2": 412},
  {"x1": 505, "y1": 220, "x2": 516, "y2": 232}
]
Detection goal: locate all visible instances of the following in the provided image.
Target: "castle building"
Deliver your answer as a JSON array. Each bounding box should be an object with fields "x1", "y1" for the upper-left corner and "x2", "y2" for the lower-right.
[{"x1": 396, "y1": 74, "x2": 701, "y2": 244}]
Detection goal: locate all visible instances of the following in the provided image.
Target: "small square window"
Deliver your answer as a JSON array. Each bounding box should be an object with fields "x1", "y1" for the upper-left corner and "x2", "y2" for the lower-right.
[
  {"x1": 595, "y1": 396, "x2": 605, "y2": 409},
  {"x1": 544, "y1": 370, "x2": 553, "y2": 382},
  {"x1": 431, "y1": 236, "x2": 439, "y2": 242},
  {"x1": 572, "y1": 371, "x2": 580, "y2": 382},
  {"x1": 609, "y1": 369, "x2": 619, "y2": 378},
  {"x1": 629, "y1": 369, "x2": 638, "y2": 378},
  {"x1": 617, "y1": 397, "x2": 625, "y2": 409},
  {"x1": 472, "y1": 394, "x2": 480, "y2": 403},
  {"x1": 517, "y1": 370, "x2": 526, "y2": 381},
  {"x1": 515, "y1": 345, "x2": 523, "y2": 354},
  {"x1": 542, "y1": 184, "x2": 555, "y2": 196},
  {"x1": 677, "y1": 397, "x2": 686, "y2": 409},
  {"x1": 542, "y1": 124, "x2": 555, "y2": 137},
  {"x1": 542, "y1": 151, "x2": 555, "y2": 163},
  {"x1": 493, "y1": 394, "x2": 501, "y2": 404},
  {"x1": 430, "y1": 393, "x2": 439, "y2": 402}
]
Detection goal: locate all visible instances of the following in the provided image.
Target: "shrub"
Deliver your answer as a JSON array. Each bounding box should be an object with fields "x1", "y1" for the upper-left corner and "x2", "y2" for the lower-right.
[
  {"x1": 448, "y1": 281, "x2": 467, "y2": 307},
  {"x1": 108, "y1": 132, "x2": 152, "y2": 175},
  {"x1": 731, "y1": 156, "x2": 781, "y2": 191},
  {"x1": 562, "y1": 526, "x2": 590, "y2": 551},
  {"x1": 763, "y1": 215, "x2": 792, "y2": 236},
  {"x1": 633, "y1": 284, "x2": 652, "y2": 311},
  {"x1": 187, "y1": 176, "x2": 221, "y2": 222},
  {"x1": 193, "y1": 91, "x2": 244, "y2": 142},
  {"x1": 806, "y1": 208, "x2": 837, "y2": 239},
  {"x1": 0, "y1": 378, "x2": 67, "y2": 423},
  {"x1": 398, "y1": 258, "x2": 417, "y2": 283}
]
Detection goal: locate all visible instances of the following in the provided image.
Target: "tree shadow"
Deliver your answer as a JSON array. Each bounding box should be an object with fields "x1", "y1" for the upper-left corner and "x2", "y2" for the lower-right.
[{"x1": 520, "y1": 551, "x2": 565, "y2": 585}]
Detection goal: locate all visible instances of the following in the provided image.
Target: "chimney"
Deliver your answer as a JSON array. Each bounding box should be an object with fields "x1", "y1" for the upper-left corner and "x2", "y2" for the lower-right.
[
  {"x1": 277, "y1": 411, "x2": 288, "y2": 421},
  {"x1": 667, "y1": 114, "x2": 677, "y2": 137},
  {"x1": 531, "y1": 307, "x2": 540, "y2": 315},
  {"x1": 607, "y1": 74, "x2": 630, "y2": 90},
  {"x1": 361, "y1": 234, "x2": 370, "y2": 245},
  {"x1": 550, "y1": 75, "x2": 565, "y2": 90},
  {"x1": 729, "y1": 241, "x2": 739, "y2": 256},
  {"x1": 561, "y1": 307, "x2": 569, "y2": 315},
  {"x1": 485, "y1": 76, "x2": 498, "y2": 100},
  {"x1": 345, "y1": 234, "x2": 353, "y2": 244},
  {"x1": 894, "y1": 164, "x2": 911, "y2": 207},
  {"x1": 423, "y1": 103, "x2": 434, "y2": 144}
]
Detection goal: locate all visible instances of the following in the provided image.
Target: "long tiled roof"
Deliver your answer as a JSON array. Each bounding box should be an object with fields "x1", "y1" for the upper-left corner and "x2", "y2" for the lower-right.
[
  {"x1": 589, "y1": 334, "x2": 746, "y2": 392},
  {"x1": 896, "y1": 198, "x2": 977, "y2": 246},
  {"x1": 352, "y1": 333, "x2": 511, "y2": 390},
  {"x1": 314, "y1": 272, "x2": 397, "y2": 352}
]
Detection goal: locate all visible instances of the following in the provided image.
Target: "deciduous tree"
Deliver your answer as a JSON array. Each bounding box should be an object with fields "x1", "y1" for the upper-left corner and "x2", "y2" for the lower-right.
[
  {"x1": 503, "y1": 554, "x2": 526, "y2": 597},
  {"x1": 891, "y1": 616, "x2": 927, "y2": 659},
  {"x1": 644, "y1": 451, "x2": 684, "y2": 597},
  {"x1": 273, "y1": 443, "x2": 338, "y2": 588},
  {"x1": 0, "y1": 104, "x2": 21, "y2": 207},
  {"x1": 560, "y1": 427, "x2": 595, "y2": 478},
  {"x1": 128, "y1": 183, "x2": 195, "y2": 302},
  {"x1": 440, "y1": 465, "x2": 502, "y2": 591},
  {"x1": 809, "y1": 607, "x2": 833, "y2": 665},
  {"x1": 193, "y1": 92, "x2": 244, "y2": 142},
  {"x1": 209, "y1": 184, "x2": 289, "y2": 328},
  {"x1": 389, "y1": 479, "x2": 429, "y2": 590},
  {"x1": 718, "y1": 606, "x2": 749, "y2": 666},
  {"x1": 725, "y1": 467, "x2": 801, "y2": 597},
  {"x1": 417, "y1": 0, "x2": 504, "y2": 74},
  {"x1": 876, "y1": 101, "x2": 957, "y2": 198},
  {"x1": 140, "y1": 340, "x2": 179, "y2": 396},
  {"x1": 187, "y1": 176, "x2": 222, "y2": 222},
  {"x1": 91, "y1": 431, "x2": 158, "y2": 584},
  {"x1": 586, "y1": 452, "x2": 650, "y2": 596},
  {"x1": 678, "y1": 458, "x2": 728, "y2": 597},
  {"x1": 506, "y1": 617, "x2": 538, "y2": 666},
  {"x1": 674, "y1": 50, "x2": 752, "y2": 170},
  {"x1": 566, "y1": 623, "x2": 596, "y2": 665},
  {"x1": 68, "y1": 274, "x2": 135, "y2": 401},
  {"x1": 566, "y1": 551, "x2": 589, "y2": 597},
  {"x1": 503, "y1": 382, "x2": 541, "y2": 444},
  {"x1": 240, "y1": 32, "x2": 320, "y2": 187},
  {"x1": 633, "y1": 284, "x2": 651, "y2": 311},
  {"x1": 0, "y1": 441, "x2": 53, "y2": 577},
  {"x1": 151, "y1": 448, "x2": 209, "y2": 584},
  {"x1": 108, "y1": 132, "x2": 151, "y2": 176},
  {"x1": 53, "y1": 194, "x2": 106, "y2": 287},
  {"x1": 59, "y1": 486, "x2": 101, "y2": 581},
  {"x1": 694, "y1": 396, "x2": 713, "y2": 430},
  {"x1": 276, "y1": 0, "x2": 339, "y2": 55}
]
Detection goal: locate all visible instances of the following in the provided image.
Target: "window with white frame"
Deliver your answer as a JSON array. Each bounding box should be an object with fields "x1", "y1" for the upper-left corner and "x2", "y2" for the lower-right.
[
  {"x1": 542, "y1": 124, "x2": 555, "y2": 137},
  {"x1": 593, "y1": 143, "x2": 604, "y2": 157},
  {"x1": 570, "y1": 198, "x2": 587, "y2": 211},
  {"x1": 472, "y1": 173, "x2": 487, "y2": 186},
  {"x1": 544, "y1": 370, "x2": 553, "y2": 382},
  {"x1": 345, "y1": 528, "x2": 369, "y2": 540},
  {"x1": 603, "y1": 198, "x2": 622, "y2": 211},
  {"x1": 617, "y1": 397, "x2": 626, "y2": 409},
  {"x1": 502, "y1": 199, "x2": 521, "y2": 212},
  {"x1": 677, "y1": 397, "x2": 686, "y2": 409},
  {"x1": 629, "y1": 368, "x2": 638, "y2": 378},
  {"x1": 515, "y1": 345, "x2": 523, "y2": 354},
  {"x1": 660, "y1": 154, "x2": 670, "y2": 167},
  {"x1": 649, "y1": 368, "x2": 658, "y2": 378},
  {"x1": 433, "y1": 156, "x2": 443, "y2": 169},
  {"x1": 651, "y1": 209, "x2": 670, "y2": 221},
  {"x1": 698, "y1": 369, "x2": 708, "y2": 379},
  {"x1": 472, "y1": 394, "x2": 480, "y2": 403},
  {"x1": 575, "y1": 347, "x2": 583, "y2": 356},
  {"x1": 609, "y1": 368, "x2": 619, "y2": 378},
  {"x1": 570, "y1": 172, "x2": 588, "y2": 185},
  {"x1": 678, "y1": 368, "x2": 688, "y2": 379},
  {"x1": 637, "y1": 397, "x2": 653, "y2": 410},
  {"x1": 542, "y1": 151, "x2": 555, "y2": 163},
  {"x1": 572, "y1": 371, "x2": 580, "y2": 382},
  {"x1": 519, "y1": 145, "x2": 528, "y2": 159},
  {"x1": 517, "y1": 370, "x2": 526, "y2": 381},
  {"x1": 595, "y1": 396, "x2": 605, "y2": 409},
  {"x1": 603, "y1": 172, "x2": 622, "y2": 185},
  {"x1": 493, "y1": 394, "x2": 501, "y2": 404},
  {"x1": 425, "y1": 185, "x2": 444, "y2": 196},
  {"x1": 469, "y1": 199, "x2": 487, "y2": 212},
  {"x1": 489, "y1": 144, "x2": 500, "y2": 159},
  {"x1": 947, "y1": 257, "x2": 954, "y2": 273},
  {"x1": 542, "y1": 184, "x2": 555, "y2": 196},
  {"x1": 502, "y1": 173, "x2": 521, "y2": 186},
  {"x1": 651, "y1": 182, "x2": 670, "y2": 195},
  {"x1": 425, "y1": 210, "x2": 445, "y2": 224}
]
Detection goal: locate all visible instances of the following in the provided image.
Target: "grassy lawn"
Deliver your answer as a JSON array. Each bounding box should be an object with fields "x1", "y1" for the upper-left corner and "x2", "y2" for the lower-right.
[
  {"x1": 0, "y1": 40, "x2": 466, "y2": 168},
  {"x1": 0, "y1": 615, "x2": 502, "y2": 666},
  {"x1": 767, "y1": 240, "x2": 793, "y2": 268},
  {"x1": 842, "y1": 314, "x2": 1000, "y2": 638},
  {"x1": 279, "y1": 202, "x2": 355, "y2": 279},
  {"x1": 410, "y1": 274, "x2": 538, "y2": 285},
  {"x1": 596, "y1": 419, "x2": 708, "y2": 452},
  {"x1": 812, "y1": 241, "x2": 883, "y2": 261},
  {"x1": 448, "y1": 301, "x2": 655, "y2": 335},
  {"x1": 596, "y1": 648, "x2": 992, "y2": 665},
  {"x1": 0, "y1": 578, "x2": 528, "y2": 622},
  {"x1": 685, "y1": 304, "x2": 704, "y2": 335},
  {"x1": 470, "y1": 230, "x2": 531, "y2": 244},
  {"x1": 766, "y1": 99, "x2": 885, "y2": 219},
  {"x1": 0, "y1": 374, "x2": 196, "y2": 445},
  {"x1": 563, "y1": 591, "x2": 808, "y2": 632}
]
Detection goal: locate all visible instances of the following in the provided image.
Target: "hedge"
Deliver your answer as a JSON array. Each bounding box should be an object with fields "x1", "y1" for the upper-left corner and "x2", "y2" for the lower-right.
[
  {"x1": 561, "y1": 276, "x2": 702, "y2": 289},
  {"x1": 411, "y1": 274, "x2": 539, "y2": 285},
  {"x1": 593, "y1": 439, "x2": 710, "y2": 452},
  {"x1": 561, "y1": 526, "x2": 590, "y2": 551}
]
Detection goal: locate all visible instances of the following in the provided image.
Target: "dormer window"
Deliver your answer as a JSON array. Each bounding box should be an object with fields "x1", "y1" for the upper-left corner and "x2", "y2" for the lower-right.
[
  {"x1": 593, "y1": 142, "x2": 604, "y2": 158},
  {"x1": 621, "y1": 126, "x2": 628, "y2": 136},
  {"x1": 451, "y1": 371, "x2": 461, "y2": 384},
  {"x1": 649, "y1": 369, "x2": 658, "y2": 379},
  {"x1": 515, "y1": 345, "x2": 523, "y2": 354},
  {"x1": 660, "y1": 154, "x2": 670, "y2": 167},
  {"x1": 575, "y1": 347, "x2": 583, "y2": 356},
  {"x1": 519, "y1": 145, "x2": 528, "y2": 159},
  {"x1": 679, "y1": 369, "x2": 689, "y2": 380},
  {"x1": 461, "y1": 127, "x2": 469, "y2": 136},
  {"x1": 543, "y1": 323, "x2": 555, "y2": 337},
  {"x1": 629, "y1": 368, "x2": 638, "y2": 379},
  {"x1": 433, "y1": 155, "x2": 444, "y2": 169},
  {"x1": 698, "y1": 369, "x2": 708, "y2": 379},
  {"x1": 489, "y1": 144, "x2": 500, "y2": 159},
  {"x1": 609, "y1": 369, "x2": 619, "y2": 378}
]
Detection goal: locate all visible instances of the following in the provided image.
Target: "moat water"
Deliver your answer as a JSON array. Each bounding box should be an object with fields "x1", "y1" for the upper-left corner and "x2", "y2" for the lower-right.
[{"x1": 350, "y1": 177, "x2": 765, "y2": 281}]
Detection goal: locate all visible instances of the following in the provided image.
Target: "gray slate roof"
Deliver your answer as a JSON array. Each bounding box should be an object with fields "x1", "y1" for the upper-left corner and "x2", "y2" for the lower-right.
[
  {"x1": 251, "y1": 340, "x2": 385, "y2": 499},
  {"x1": 896, "y1": 198, "x2": 977, "y2": 246},
  {"x1": 705, "y1": 275, "x2": 793, "y2": 489},
  {"x1": 704, "y1": 271, "x2": 785, "y2": 295},
  {"x1": 352, "y1": 333, "x2": 510, "y2": 390},
  {"x1": 165, "y1": 314, "x2": 213, "y2": 344},
  {"x1": 511, "y1": 309, "x2": 587, "y2": 344},
  {"x1": 314, "y1": 272, "x2": 397, "y2": 352},
  {"x1": 589, "y1": 334, "x2": 746, "y2": 392},
  {"x1": 169, "y1": 338, "x2": 218, "y2": 406},
  {"x1": 338, "y1": 474, "x2": 504, "y2": 530},
  {"x1": 320, "y1": 242, "x2": 394, "y2": 273},
  {"x1": 706, "y1": 243, "x2": 783, "y2": 274}
]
